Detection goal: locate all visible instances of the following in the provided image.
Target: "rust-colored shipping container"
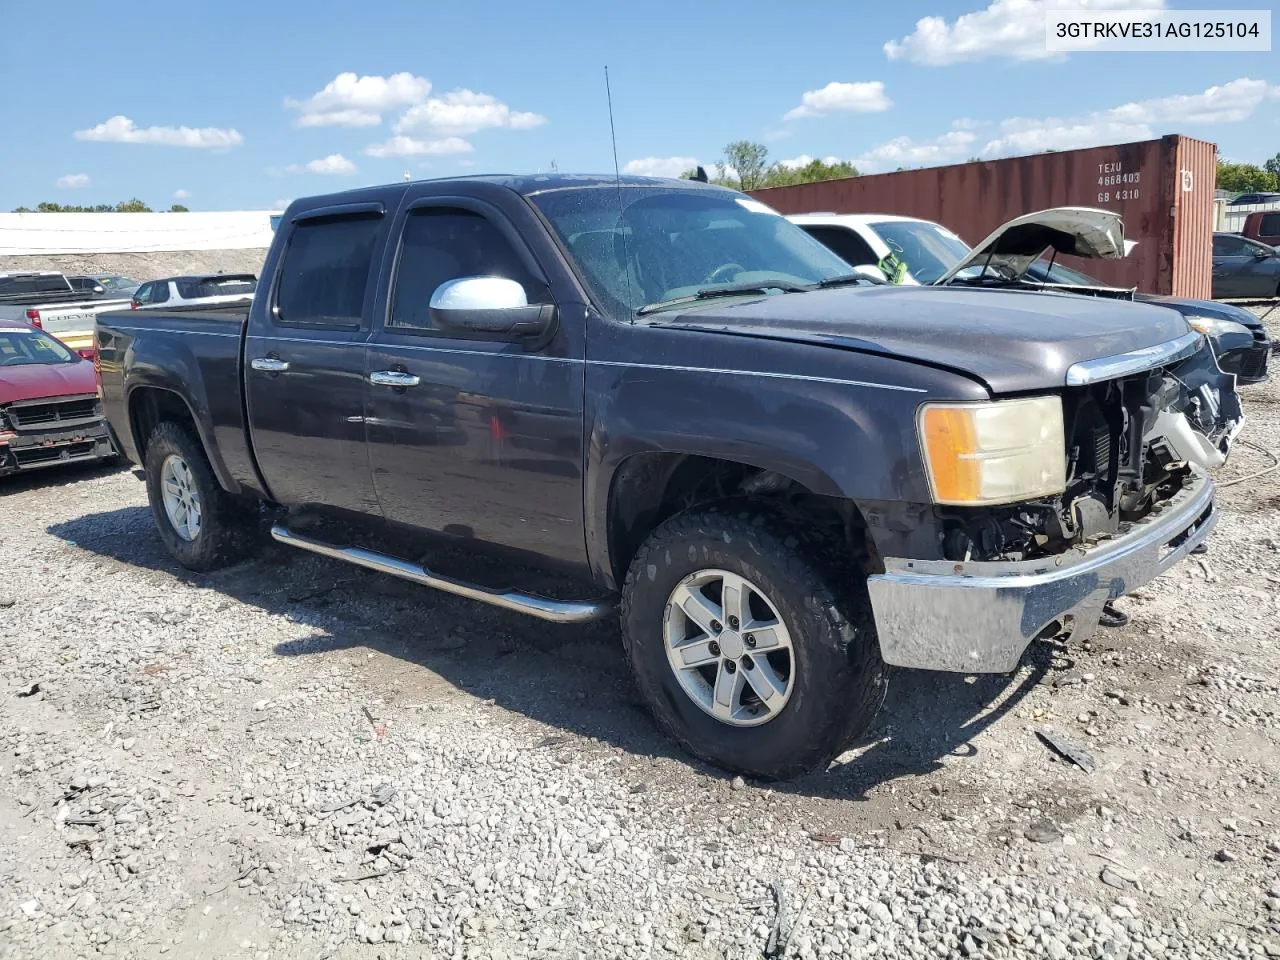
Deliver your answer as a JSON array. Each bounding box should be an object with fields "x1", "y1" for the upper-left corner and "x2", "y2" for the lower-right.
[{"x1": 752, "y1": 135, "x2": 1216, "y2": 298}]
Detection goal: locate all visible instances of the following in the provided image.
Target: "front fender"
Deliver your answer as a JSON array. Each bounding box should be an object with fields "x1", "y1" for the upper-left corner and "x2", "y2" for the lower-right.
[{"x1": 582, "y1": 323, "x2": 989, "y2": 587}]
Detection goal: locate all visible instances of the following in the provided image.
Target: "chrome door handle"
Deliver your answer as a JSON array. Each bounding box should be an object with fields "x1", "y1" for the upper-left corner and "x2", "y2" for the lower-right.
[
  {"x1": 251, "y1": 357, "x2": 290, "y2": 372},
  {"x1": 369, "y1": 370, "x2": 421, "y2": 388}
]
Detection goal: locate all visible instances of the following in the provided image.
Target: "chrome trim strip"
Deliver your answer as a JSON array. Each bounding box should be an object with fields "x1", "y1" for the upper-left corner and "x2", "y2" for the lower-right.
[
  {"x1": 102, "y1": 326, "x2": 240, "y2": 338},
  {"x1": 245, "y1": 336, "x2": 922, "y2": 392},
  {"x1": 270, "y1": 525, "x2": 614, "y2": 624},
  {"x1": 1065, "y1": 331, "x2": 1202, "y2": 386},
  {"x1": 590, "y1": 360, "x2": 926, "y2": 393}
]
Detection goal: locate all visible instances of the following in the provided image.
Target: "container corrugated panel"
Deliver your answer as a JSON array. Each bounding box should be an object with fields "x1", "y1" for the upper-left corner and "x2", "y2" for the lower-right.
[
  {"x1": 752, "y1": 135, "x2": 1215, "y2": 298},
  {"x1": 1170, "y1": 137, "x2": 1217, "y2": 298}
]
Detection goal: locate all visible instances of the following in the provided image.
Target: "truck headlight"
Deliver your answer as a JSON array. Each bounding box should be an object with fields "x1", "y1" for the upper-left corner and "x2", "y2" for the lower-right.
[
  {"x1": 1183, "y1": 315, "x2": 1250, "y2": 338},
  {"x1": 918, "y1": 396, "x2": 1066, "y2": 505}
]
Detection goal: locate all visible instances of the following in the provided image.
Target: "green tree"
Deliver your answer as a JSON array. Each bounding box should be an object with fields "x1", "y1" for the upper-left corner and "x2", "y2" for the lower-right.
[
  {"x1": 169, "y1": 203, "x2": 190, "y2": 212},
  {"x1": 18, "y1": 200, "x2": 154, "y2": 212},
  {"x1": 1265, "y1": 153, "x2": 1280, "y2": 176},
  {"x1": 721, "y1": 140, "x2": 770, "y2": 191},
  {"x1": 761, "y1": 158, "x2": 858, "y2": 188},
  {"x1": 681, "y1": 155, "x2": 859, "y2": 190},
  {"x1": 1216, "y1": 160, "x2": 1277, "y2": 193}
]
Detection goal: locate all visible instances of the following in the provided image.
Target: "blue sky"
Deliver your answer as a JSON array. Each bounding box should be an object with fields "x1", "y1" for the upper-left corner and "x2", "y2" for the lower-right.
[{"x1": 2, "y1": 0, "x2": 1277, "y2": 211}]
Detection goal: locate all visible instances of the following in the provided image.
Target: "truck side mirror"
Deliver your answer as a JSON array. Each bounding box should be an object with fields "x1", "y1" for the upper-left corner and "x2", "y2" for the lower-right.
[{"x1": 429, "y1": 276, "x2": 556, "y2": 340}]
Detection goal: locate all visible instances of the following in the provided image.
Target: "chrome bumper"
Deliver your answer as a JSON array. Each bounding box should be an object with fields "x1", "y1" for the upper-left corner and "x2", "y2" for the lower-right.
[{"x1": 866, "y1": 473, "x2": 1216, "y2": 673}]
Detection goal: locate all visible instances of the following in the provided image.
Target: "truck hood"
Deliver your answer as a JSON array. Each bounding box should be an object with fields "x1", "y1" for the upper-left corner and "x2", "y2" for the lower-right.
[
  {"x1": 0, "y1": 361, "x2": 97, "y2": 405},
  {"x1": 651, "y1": 284, "x2": 1192, "y2": 394},
  {"x1": 936, "y1": 207, "x2": 1134, "y2": 285}
]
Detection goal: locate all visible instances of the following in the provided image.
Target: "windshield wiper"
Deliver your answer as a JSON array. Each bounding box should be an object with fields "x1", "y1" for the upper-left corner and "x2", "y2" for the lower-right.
[
  {"x1": 812, "y1": 272, "x2": 883, "y2": 289},
  {"x1": 637, "y1": 280, "x2": 811, "y2": 316}
]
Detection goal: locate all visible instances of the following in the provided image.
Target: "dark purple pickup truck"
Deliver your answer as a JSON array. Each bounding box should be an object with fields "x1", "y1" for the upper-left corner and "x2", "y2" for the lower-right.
[{"x1": 96, "y1": 174, "x2": 1240, "y2": 778}]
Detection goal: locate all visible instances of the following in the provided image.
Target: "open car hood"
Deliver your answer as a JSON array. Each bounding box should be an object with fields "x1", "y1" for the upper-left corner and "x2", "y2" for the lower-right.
[{"x1": 936, "y1": 207, "x2": 1136, "y2": 286}]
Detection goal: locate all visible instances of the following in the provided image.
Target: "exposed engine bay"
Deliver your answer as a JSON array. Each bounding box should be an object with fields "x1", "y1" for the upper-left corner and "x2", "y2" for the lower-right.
[{"x1": 938, "y1": 344, "x2": 1241, "y2": 563}]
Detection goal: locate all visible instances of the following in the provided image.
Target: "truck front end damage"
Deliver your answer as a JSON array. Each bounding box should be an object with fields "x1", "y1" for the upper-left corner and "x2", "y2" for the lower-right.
[{"x1": 865, "y1": 333, "x2": 1238, "y2": 673}]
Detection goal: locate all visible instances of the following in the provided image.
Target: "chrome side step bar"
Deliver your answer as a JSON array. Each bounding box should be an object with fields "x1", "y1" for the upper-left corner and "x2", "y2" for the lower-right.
[{"x1": 270, "y1": 524, "x2": 614, "y2": 624}]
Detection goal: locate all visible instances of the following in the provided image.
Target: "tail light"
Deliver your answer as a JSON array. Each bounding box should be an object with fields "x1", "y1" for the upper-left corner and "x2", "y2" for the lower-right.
[
  {"x1": 130, "y1": 300, "x2": 139, "y2": 310},
  {"x1": 77, "y1": 347, "x2": 96, "y2": 362},
  {"x1": 25, "y1": 309, "x2": 41, "y2": 328}
]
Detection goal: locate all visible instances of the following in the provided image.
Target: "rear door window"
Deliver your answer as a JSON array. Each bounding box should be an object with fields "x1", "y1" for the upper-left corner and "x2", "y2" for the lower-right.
[
  {"x1": 275, "y1": 215, "x2": 382, "y2": 328},
  {"x1": 799, "y1": 225, "x2": 879, "y2": 267}
]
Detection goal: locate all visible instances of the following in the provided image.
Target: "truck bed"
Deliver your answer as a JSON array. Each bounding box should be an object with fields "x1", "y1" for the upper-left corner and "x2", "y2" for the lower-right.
[{"x1": 96, "y1": 303, "x2": 260, "y2": 498}]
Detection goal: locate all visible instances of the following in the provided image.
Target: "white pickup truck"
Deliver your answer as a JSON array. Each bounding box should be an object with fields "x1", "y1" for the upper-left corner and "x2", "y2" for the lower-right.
[{"x1": 0, "y1": 271, "x2": 133, "y2": 356}]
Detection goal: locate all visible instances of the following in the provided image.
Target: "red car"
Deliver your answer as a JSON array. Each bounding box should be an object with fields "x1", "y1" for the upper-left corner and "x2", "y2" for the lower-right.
[{"x1": 0, "y1": 318, "x2": 115, "y2": 477}]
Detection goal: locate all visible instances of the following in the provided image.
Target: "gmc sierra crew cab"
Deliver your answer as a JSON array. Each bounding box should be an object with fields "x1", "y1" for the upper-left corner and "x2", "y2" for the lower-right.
[{"x1": 96, "y1": 175, "x2": 1239, "y2": 779}]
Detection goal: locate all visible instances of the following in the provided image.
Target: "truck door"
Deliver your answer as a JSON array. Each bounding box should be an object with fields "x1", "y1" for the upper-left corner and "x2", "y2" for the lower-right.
[
  {"x1": 365, "y1": 196, "x2": 586, "y2": 568},
  {"x1": 245, "y1": 203, "x2": 385, "y2": 514}
]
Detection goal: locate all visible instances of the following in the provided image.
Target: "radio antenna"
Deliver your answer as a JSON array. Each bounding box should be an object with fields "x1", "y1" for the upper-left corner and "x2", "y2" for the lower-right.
[
  {"x1": 604, "y1": 65, "x2": 635, "y2": 318},
  {"x1": 605, "y1": 65, "x2": 621, "y2": 184}
]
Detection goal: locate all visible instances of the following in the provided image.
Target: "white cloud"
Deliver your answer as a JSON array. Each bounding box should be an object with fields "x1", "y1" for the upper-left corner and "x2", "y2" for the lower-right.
[
  {"x1": 297, "y1": 109, "x2": 382, "y2": 128},
  {"x1": 981, "y1": 77, "x2": 1279, "y2": 156},
  {"x1": 851, "y1": 78, "x2": 1280, "y2": 171},
  {"x1": 286, "y1": 72, "x2": 431, "y2": 127},
  {"x1": 74, "y1": 115, "x2": 243, "y2": 149},
  {"x1": 884, "y1": 0, "x2": 1165, "y2": 65},
  {"x1": 273, "y1": 198, "x2": 292, "y2": 210},
  {"x1": 393, "y1": 89, "x2": 546, "y2": 136},
  {"x1": 779, "y1": 154, "x2": 844, "y2": 170},
  {"x1": 854, "y1": 130, "x2": 978, "y2": 172},
  {"x1": 622, "y1": 156, "x2": 698, "y2": 178},
  {"x1": 56, "y1": 173, "x2": 90, "y2": 189},
  {"x1": 364, "y1": 136, "x2": 473, "y2": 158},
  {"x1": 173, "y1": 189, "x2": 190, "y2": 201},
  {"x1": 784, "y1": 82, "x2": 891, "y2": 121},
  {"x1": 287, "y1": 153, "x2": 357, "y2": 175}
]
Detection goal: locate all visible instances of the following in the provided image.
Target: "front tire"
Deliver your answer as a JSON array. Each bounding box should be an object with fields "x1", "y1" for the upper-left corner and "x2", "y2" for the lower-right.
[
  {"x1": 621, "y1": 502, "x2": 888, "y2": 780},
  {"x1": 144, "y1": 421, "x2": 260, "y2": 571}
]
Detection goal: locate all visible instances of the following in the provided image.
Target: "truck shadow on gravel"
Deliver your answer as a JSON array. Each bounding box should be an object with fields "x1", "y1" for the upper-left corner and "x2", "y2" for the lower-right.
[{"x1": 50, "y1": 507, "x2": 1058, "y2": 802}]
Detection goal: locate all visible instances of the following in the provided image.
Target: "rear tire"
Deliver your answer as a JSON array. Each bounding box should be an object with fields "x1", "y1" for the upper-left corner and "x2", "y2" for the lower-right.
[
  {"x1": 621, "y1": 501, "x2": 888, "y2": 780},
  {"x1": 144, "y1": 421, "x2": 260, "y2": 571}
]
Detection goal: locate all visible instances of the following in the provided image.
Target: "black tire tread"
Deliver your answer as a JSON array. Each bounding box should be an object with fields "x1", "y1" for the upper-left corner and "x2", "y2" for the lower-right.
[
  {"x1": 143, "y1": 421, "x2": 260, "y2": 572},
  {"x1": 621, "y1": 499, "x2": 888, "y2": 780}
]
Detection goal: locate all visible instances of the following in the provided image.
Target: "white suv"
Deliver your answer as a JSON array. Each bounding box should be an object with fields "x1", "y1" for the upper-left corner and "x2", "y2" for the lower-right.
[
  {"x1": 132, "y1": 274, "x2": 257, "y2": 309},
  {"x1": 786, "y1": 213, "x2": 971, "y2": 285}
]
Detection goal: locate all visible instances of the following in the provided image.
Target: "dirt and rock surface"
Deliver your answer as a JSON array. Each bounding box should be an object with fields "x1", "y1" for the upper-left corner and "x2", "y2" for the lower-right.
[
  {"x1": 2, "y1": 305, "x2": 1279, "y2": 959},
  {"x1": 0, "y1": 250, "x2": 268, "y2": 284}
]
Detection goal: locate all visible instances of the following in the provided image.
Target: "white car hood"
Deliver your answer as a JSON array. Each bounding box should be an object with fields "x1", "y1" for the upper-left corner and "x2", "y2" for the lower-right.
[{"x1": 936, "y1": 206, "x2": 1136, "y2": 285}]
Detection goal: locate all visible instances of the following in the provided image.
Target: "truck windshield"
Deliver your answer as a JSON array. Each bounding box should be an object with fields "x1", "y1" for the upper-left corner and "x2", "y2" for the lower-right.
[
  {"x1": 529, "y1": 186, "x2": 852, "y2": 316},
  {"x1": 0, "y1": 328, "x2": 76, "y2": 366}
]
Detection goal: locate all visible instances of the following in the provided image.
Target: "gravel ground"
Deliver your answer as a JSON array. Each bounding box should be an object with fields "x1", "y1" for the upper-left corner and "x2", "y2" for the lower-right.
[
  {"x1": 0, "y1": 251, "x2": 268, "y2": 284},
  {"x1": 2, "y1": 305, "x2": 1279, "y2": 959}
]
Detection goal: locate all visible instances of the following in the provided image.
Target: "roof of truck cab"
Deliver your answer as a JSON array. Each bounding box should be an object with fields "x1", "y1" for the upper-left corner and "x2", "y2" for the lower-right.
[
  {"x1": 787, "y1": 213, "x2": 933, "y2": 226},
  {"x1": 151, "y1": 273, "x2": 256, "y2": 283},
  {"x1": 286, "y1": 174, "x2": 732, "y2": 213}
]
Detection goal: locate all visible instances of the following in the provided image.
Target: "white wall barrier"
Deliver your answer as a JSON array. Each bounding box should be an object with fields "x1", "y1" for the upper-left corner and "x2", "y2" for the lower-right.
[{"x1": 0, "y1": 211, "x2": 282, "y2": 255}]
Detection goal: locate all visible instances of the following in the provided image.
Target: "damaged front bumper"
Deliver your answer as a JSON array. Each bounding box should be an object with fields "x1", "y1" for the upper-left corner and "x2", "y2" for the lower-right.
[{"x1": 866, "y1": 470, "x2": 1216, "y2": 673}]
